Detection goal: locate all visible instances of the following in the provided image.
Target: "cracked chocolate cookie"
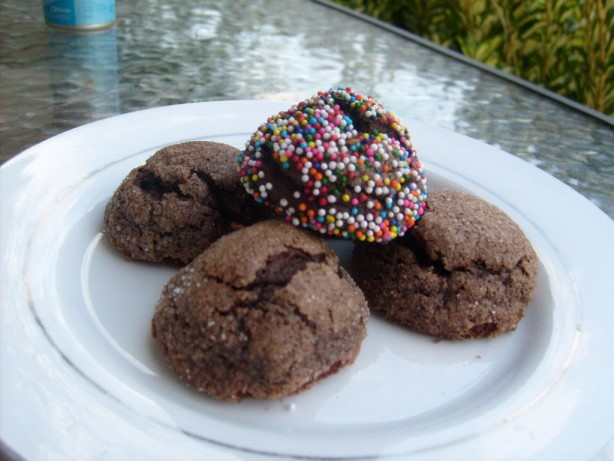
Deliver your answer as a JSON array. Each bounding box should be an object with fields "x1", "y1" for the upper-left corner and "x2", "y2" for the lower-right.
[
  {"x1": 104, "y1": 141, "x2": 266, "y2": 265},
  {"x1": 152, "y1": 220, "x2": 369, "y2": 401},
  {"x1": 236, "y1": 87, "x2": 427, "y2": 242},
  {"x1": 351, "y1": 189, "x2": 538, "y2": 340}
]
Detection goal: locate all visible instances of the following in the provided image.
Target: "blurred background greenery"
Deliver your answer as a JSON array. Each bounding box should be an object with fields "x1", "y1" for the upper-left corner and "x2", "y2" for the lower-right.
[{"x1": 333, "y1": 0, "x2": 614, "y2": 117}]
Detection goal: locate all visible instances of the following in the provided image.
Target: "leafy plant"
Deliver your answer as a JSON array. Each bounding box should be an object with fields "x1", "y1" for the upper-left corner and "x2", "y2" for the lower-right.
[{"x1": 334, "y1": 0, "x2": 614, "y2": 116}]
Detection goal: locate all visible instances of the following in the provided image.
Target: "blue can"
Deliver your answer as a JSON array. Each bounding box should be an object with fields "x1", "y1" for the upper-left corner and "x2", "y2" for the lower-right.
[{"x1": 43, "y1": 0, "x2": 115, "y2": 30}]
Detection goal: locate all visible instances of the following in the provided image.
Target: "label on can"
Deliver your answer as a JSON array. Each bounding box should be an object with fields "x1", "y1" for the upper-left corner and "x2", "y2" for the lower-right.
[{"x1": 44, "y1": 0, "x2": 116, "y2": 30}]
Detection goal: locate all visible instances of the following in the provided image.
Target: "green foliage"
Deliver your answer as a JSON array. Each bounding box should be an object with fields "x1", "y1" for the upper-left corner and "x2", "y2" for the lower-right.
[{"x1": 335, "y1": 0, "x2": 614, "y2": 116}]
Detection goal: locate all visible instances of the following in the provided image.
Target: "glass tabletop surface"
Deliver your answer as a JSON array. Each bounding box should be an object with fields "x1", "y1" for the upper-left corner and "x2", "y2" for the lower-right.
[{"x1": 0, "y1": 0, "x2": 612, "y2": 218}]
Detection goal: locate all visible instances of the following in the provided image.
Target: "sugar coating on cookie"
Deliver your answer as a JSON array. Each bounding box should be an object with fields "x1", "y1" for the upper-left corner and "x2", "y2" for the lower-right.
[
  {"x1": 152, "y1": 220, "x2": 369, "y2": 401},
  {"x1": 237, "y1": 87, "x2": 427, "y2": 242},
  {"x1": 351, "y1": 189, "x2": 538, "y2": 340},
  {"x1": 104, "y1": 141, "x2": 267, "y2": 266}
]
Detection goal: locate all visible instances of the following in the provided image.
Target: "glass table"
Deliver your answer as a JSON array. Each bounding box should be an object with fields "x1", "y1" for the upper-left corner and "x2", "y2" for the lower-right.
[{"x1": 1, "y1": 0, "x2": 612, "y2": 217}]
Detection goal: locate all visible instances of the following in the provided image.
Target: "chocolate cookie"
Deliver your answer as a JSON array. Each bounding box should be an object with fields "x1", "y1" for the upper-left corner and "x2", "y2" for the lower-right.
[
  {"x1": 351, "y1": 189, "x2": 538, "y2": 340},
  {"x1": 237, "y1": 87, "x2": 427, "y2": 242},
  {"x1": 152, "y1": 220, "x2": 369, "y2": 401},
  {"x1": 104, "y1": 141, "x2": 266, "y2": 265}
]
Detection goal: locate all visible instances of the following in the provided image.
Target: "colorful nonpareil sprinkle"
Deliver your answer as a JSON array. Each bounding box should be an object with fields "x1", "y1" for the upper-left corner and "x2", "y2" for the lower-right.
[{"x1": 237, "y1": 87, "x2": 428, "y2": 242}]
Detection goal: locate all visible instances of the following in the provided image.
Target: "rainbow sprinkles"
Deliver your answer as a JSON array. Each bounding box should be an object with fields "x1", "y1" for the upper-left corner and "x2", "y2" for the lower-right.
[{"x1": 237, "y1": 87, "x2": 428, "y2": 242}]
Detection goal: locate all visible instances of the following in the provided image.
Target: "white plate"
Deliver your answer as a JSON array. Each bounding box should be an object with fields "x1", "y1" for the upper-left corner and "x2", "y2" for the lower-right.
[{"x1": 1, "y1": 101, "x2": 613, "y2": 461}]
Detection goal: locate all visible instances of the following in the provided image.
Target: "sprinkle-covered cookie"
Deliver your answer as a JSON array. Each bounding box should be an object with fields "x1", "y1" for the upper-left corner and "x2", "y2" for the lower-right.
[{"x1": 237, "y1": 87, "x2": 427, "y2": 242}]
